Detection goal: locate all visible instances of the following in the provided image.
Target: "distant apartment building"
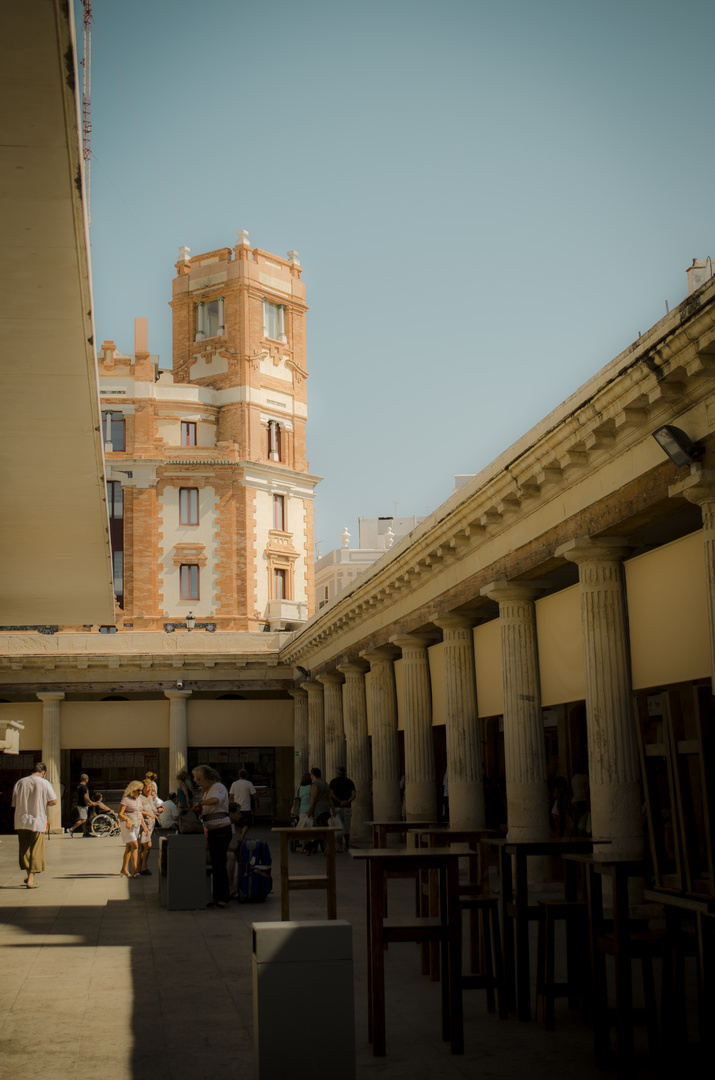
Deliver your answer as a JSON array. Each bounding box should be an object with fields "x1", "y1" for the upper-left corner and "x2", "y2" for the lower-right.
[
  {"x1": 314, "y1": 515, "x2": 424, "y2": 608},
  {"x1": 99, "y1": 233, "x2": 320, "y2": 633}
]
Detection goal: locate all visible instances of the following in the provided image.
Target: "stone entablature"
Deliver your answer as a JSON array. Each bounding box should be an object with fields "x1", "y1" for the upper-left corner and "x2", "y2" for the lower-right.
[{"x1": 282, "y1": 277, "x2": 715, "y2": 672}]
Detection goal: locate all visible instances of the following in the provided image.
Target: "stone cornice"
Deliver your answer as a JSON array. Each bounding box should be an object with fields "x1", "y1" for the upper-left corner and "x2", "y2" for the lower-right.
[{"x1": 281, "y1": 285, "x2": 715, "y2": 668}]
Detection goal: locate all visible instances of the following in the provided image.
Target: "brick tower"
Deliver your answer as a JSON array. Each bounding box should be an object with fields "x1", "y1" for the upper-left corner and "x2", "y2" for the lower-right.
[{"x1": 98, "y1": 230, "x2": 319, "y2": 632}]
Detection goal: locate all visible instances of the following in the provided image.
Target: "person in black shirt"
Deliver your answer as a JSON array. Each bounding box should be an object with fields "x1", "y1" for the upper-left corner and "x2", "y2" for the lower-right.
[
  {"x1": 329, "y1": 766, "x2": 356, "y2": 852},
  {"x1": 68, "y1": 774, "x2": 98, "y2": 837}
]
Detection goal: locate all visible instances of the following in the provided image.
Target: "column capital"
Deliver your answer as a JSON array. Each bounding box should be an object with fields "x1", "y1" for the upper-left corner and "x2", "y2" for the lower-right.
[
  {"x1": 389, "y1": 633, "x2": 434, "y2": 652},
  {"x1": 669, "y1": 466, "x2": 715, "y2": 507},
  {"x1": 555, "y1": 536, "x2": 631, "y2": 564},
  {"x1": 316, "y1": 671, "x2": 345, "y2": 686},
  {"x1": 336, "y1": 661, "x2": 369, "y2": 677},
  {"x1": 164, "y1": 690, "x2": 192, "y2": 701},
  {"x1": 433, "y1": 612, "x2": 475, "y2": 633},
  {"x1": 36, "y1": 691, "x2": 65, "y2": 702},
  {"x1": 300, "y1": 680, "x2": 324, "y2": 697},
  {"x1": 481, "y1": 579, "x2": 545, "y2": 604},
  {"x1": 288, "y1": 687, "x2": 308, "y2": 700},
  {"x1": 360, "y1": 645, "x2": 400, "y2": 665}
]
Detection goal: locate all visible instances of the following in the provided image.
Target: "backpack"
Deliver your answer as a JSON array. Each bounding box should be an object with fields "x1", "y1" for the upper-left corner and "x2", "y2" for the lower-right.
[{"x1": 237, "y1": 838, "x2": 273, "y2": 903}]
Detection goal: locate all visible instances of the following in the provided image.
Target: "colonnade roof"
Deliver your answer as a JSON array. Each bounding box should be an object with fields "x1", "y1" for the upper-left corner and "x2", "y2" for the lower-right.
[
  {"x1": 0, "y1": 2, "x2": 114, "y2": 625},
  {"x1": 281, "y1": 278, "x2": 715, "y2": 673}
]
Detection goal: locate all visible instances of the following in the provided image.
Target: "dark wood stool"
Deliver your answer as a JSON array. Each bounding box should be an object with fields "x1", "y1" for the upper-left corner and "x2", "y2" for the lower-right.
[
  {"x1": 535, "y1": 899, "x2": 589, "y2": 1030},
  {"x1": 460, "y1": 896, "x2": 508, "y2": 1019}
]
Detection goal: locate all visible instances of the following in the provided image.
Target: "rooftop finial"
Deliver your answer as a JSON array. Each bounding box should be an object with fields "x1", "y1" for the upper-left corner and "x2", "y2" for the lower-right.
[
  {"x1": 287, "y1": 249, "x2": 301, "y2": 265},
  {"x1": 178, "y1": 245, "x2": 190, "y2": 262},
  {"x1": 341, "y1": 526, "x2": 351, "y2": 549},
  {"x1": 237, "y1": 229, "x2": 250, "y2": 247}
]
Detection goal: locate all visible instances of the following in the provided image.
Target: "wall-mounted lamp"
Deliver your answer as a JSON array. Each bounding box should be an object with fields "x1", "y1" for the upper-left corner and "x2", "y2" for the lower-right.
[
  {"x1": 652, "y1": 425, "x2": 703, "y2": 468},
  {"x1": 186, "y1": 611, "x2": 196, "y2": 632}
]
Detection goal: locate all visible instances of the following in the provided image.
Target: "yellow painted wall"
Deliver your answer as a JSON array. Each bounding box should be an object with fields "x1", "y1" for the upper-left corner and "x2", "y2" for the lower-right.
[
  {"x1": 626, "y1": 530, "x2": 709, "y2": 690},
  {"x1": 536, "y1": 584, "x2": 586, "y2": 706},
  {"x1": 187, "y1": 700, "x2": 293, "y2": 746},
  {"x1": 61, "y1": 701, "x2": 168, "y2": 749},
  {"x1": 475, "y1": 620, "x2": 503, "y2": 718},
  {"x1": 0, "y1": 702, "x2": 42, "y2": 750}
]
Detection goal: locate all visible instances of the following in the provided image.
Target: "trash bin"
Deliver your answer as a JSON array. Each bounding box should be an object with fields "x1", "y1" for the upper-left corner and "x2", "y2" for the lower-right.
[
  {"x1": 159, "y1": 833, "x2": 208, "y2": 910},
  {"x1": 253, "y1": 920, "x2": 355, "y2": 1079}
]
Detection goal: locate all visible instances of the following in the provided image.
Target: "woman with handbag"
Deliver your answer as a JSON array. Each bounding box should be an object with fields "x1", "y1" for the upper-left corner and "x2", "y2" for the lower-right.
[{"x1": 192, "y1": 765, "x2": 232, "y2": 908}]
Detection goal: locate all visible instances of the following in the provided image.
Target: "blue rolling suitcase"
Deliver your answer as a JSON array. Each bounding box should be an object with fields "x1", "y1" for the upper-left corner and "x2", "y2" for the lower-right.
[{"x1": 237, "y1": 838, "x2": 273, "y2": 902}]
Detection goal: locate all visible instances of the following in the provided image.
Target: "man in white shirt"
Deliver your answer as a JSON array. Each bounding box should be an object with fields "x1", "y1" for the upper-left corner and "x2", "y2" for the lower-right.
[
  {"x1": 229, "y1": 769, "x2": 257, "y2": 843},
  {"x1": 12, "y1": 762, "x2": 57, "y2": 888},
  {"x1": 157, "y1": 792, "x2": 180, "y2": 830}
]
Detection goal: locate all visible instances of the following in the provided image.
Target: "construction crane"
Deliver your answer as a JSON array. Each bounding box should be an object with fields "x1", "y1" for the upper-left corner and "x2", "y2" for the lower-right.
[{"x1": 81, "y1": 0, "x2": 92, "y2": 222}]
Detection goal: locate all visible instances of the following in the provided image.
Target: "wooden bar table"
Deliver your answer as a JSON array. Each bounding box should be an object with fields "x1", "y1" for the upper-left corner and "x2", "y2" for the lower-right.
[
  {"x1": 367, "y1": 819, "x2": 438, "y2": 849},
  {"x1": 352, "y1": 847, "x2": 464, "y2": 1057},
  {"x1": 643, "y1": 887, "x2": 715, "y2": 1055},
  {"x1": 489, "y1": 837, "x2": 610, "y2": 1020},
  {"x1": 271, "y1": 826, "x2": 341, "y2": 921},
  {"x1": 408, "y1": 827, "x2": 502, "y2": 977}
]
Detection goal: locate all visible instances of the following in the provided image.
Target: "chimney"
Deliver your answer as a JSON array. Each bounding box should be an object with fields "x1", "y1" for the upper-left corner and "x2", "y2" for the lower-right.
[
  {"x1": 133, "y1": 317, "x2": 154, "y2": 380},
  {"x1": 686, "y1": 258, "x2": 714, "y2": 295}
]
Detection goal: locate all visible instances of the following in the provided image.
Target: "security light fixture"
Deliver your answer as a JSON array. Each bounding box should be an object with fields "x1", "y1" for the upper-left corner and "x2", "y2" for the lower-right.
[
  {"x1": 652, "y1": 425, "x2": 703, "y2": 468},
  {"x1": 186, "y1": 611, "x2": 196, "y2": 632}
]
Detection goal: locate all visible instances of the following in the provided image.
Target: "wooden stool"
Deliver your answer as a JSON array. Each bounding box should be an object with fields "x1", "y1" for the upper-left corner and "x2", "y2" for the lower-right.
[
  {"x1": 460, "y1": 896, "x2": 508, "y2": 1019},
  {"x1": 535, "y1": 899, "x2": 588, "y2": 1030},
  {"x1": 593, "y1": 923, "x2": 665, "y2": 1067}
]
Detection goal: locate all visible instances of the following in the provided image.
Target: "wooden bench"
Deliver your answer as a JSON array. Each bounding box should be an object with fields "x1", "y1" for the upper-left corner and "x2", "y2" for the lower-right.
[{"x1": 272, "y1": 826, "x2": 341, "y2": 921}]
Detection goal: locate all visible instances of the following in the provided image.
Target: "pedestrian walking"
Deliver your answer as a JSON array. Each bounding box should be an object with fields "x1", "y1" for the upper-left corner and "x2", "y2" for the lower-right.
[
  {"x1": 11, "y1": 762, "x2": 57, "y2": 888},
  {"x1": 68, "y1": 773, "x2": 98, "y2": 837}
]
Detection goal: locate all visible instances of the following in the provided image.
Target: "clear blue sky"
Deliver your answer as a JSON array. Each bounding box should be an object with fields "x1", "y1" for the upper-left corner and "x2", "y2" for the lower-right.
[{"x1": 77, "y1": 0, "x2": 715, "y2": 554}]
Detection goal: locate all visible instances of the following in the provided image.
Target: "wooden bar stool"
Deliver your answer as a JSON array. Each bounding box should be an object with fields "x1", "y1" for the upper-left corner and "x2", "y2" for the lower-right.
[
  {"x1": 460, "y1": 895, "x2": 508, "y2": 1018},
  {"x1": 535, "y1": 899, "x2": 589, "y2": 1030}
]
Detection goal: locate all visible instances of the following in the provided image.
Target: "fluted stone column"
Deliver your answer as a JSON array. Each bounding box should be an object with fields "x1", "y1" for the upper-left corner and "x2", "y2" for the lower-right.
[
  {"x1": 557, "y1": 538, "x2": 642, "y2": 857},
  {"x1": 390, "y1": 634, "x2": 437, "y2": 821},
  {"x1": 433, "y1": 614, "x2": 486, "y2": 831},
  {"x1": 301, "y1": 681, "x2": 325, "y2": 772},
  {"x1": 481, "y1": 582, "x2": 550, "y2": 845},
  {"x1": 361, "y1": 647, "x2": 402, "y2": 823},
  {"x1": 165, "y1": 690, "x2": 192, "y2": 784},
  {"x1": 316, "y1": 672, "x2": 345, "y2": 785},
  {"x1": 288, "y1": 688, "x2": 309, "y2": 792},
  {"x1": 670, "y1": 468, "x2": 715, "y2": 690},
  {"x1": 336, "y1": 662, "x2": 372, "y2": 843},
  {"x1": 37, "y1": 692, "x2": 64, "y2": 832}
]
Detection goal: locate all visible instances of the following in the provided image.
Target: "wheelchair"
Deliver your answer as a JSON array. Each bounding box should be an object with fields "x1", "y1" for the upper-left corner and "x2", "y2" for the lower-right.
[{"x1": 90, "y1": 813, "x2": 120, "y2": 837}]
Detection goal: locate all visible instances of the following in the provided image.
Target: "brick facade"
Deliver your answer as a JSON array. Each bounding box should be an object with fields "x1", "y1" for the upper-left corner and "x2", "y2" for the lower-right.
[{"x1": 97, "y1": 235, "x2": 320, "y2": 633}]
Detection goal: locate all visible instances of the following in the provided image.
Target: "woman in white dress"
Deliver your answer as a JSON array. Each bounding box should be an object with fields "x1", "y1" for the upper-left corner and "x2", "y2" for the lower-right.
[{"x1": 118, "y1": 781, "x2": 146, "y2": 878}]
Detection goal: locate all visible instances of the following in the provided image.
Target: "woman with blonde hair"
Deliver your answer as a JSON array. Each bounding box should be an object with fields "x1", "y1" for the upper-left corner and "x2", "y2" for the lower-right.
[
  {"x1": 192, "y1": 764, "x2": 232, "y2": 907},
  {"x1": 118, "y1": 781, "x2": 147, "y2": 878},
  {"x1": 137, "y1": 777, "x2": 162, "y2": 875}
]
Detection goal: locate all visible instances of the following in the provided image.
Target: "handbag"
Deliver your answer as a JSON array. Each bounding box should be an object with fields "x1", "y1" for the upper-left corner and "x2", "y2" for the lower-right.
[
  {"x1": 178, "y1": 808, "x2": 204, "y2": 835},
  {"x1": 295, "y1": 815, "x2": 313, "y2": 829}
]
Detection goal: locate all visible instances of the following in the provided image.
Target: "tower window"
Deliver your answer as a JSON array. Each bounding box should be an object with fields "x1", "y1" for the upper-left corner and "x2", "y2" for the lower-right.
[
  {"x1": 273, "y1": 494, "x2": 285, "y2": 531},
  {"x1": 106, "y1": 480, "x2": 124, "y2": 608},
  {"x1": 103, "y1": 411, "x2": 125, "y2": 452},
  {"x1": 180, "y1": 564, "x2": 200, "y2": 600},
  {"x1": 266, "y1": 420, "x2": 282, "y2": 461},
  {"x1": 263, "y1": 300, "x2": 286, "y2": 342},
  {"x1": 181, "y1": 421, "x2": 197, "y2": 446},
  {"x1": 195, "y1": 297, "x2": 225, "y2": 340},
  {"x1": 179, "y1": 487, "x2": 199, "y2": 526},
  {"x1": 273, "y1": 568, "x2": 287, "y2": 600}
]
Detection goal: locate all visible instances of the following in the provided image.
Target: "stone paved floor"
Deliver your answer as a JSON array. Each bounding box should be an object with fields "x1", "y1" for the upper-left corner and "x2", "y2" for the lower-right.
[{"x1": 0, "y1": 826, "x2": 671, "y2": 1079}]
